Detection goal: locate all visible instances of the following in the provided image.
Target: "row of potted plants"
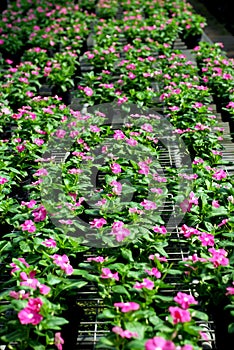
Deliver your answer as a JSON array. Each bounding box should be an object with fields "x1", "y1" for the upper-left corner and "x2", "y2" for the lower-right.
[{"x1": 0, "y1": 0, "x2": 233, "y2": 349}]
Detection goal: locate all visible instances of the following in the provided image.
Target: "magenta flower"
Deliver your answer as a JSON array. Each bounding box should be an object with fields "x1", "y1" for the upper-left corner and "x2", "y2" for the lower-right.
[
  {"x1": 148, "y1": 254, "x2": 168, "y2": 262},
  {"x1": 110, "y1": 180, "x2": 122, "y2": 195},
  {"x1": 226, "y1": 282, "x2": 234, "y2": 295},
  {"x1": 20, "y1": 271, "x2": 38, "y2": 290},
  {"x1": 90, "y1": 218, "x2": 107, "y2": 228},
  {"x1": 145, "y1": 267, "x2": 161, "y2": 278},
  {"x1": 84, "y1": 87, "x2": 93, "y2": 96},
  {"x1": 41, "y1": 238, "x2": 57, "y2": 248},
  {"x1": 145, "y1": 336, "x2": 175, "y2": 350},
  {"x1": 208, "y1": 248, "x2": 229, "y2": 267},
  {"x1": 18, "y1": 307, "x2": 43, "y2": 325},
  {"x1": 126, "y1": 138, "x2": 138, "y2": 146},
  {"x1": 21, "y1": 199, "x2": 37, "y2": 208},
  {"x1": 169, "y1": 306, "x2": 191, "y2": 324},
  {"x1": 10, "y1": 258, "x2": 30, "y2": 274},
  {"x1": 21, "y1": 220, "x2": 36, "y2": 233},
  {"x1": 133, "y1": 278, "x2": 154, "y2": 290},
  {"x1": 0, "y1": 177, "x2": 8, "y2": 184},
  {"x1": 27, "y1": 297, "x2": 43, "y2": 312},
  {"x1": 181, "y1": 346, "x2": 193, "y2": 350},
  {"x1": 87, "y1": 256, "x2": 105, "y2": 263},
  {"x1": 153, "y1": 225, "x2": 167, "y2": 234},
  {"x1": 110, "y1": 163, "x2": 121, "y2": 174},
  {"x1": 54, "y1": 332, "x2": 64, "y2": 350},
  {"x1": 114, "y1": 302, "x2": 140, "y2": 312},
  {"x1": 138, "y1": 161, "x2": 150, "y2": 175},
  {"x1": 174, "y1": 292, "x2": 198, "y2": 309},
  {"x1": 110, "y1": 221, "x2": 130, "y2": 242},
  {"x1": 212, "y1": 200, "x2": 220, "y2": 208},
  {"x1": 51, "y1": 254, "x2": 74, "y2": 275},
  {"x1": 112, "y1": 326, "x2": 138, "y2": 339},
  {"x1": 90, "y1": 125, "x2": 100, "y2": 133},
  {"x1": 141, "y1": 123, "x2": 153, "y2": 132},
  {"x1": 9, "y1": 290, "x2": 30, "y2": 300},
  {"x1": 180, "y1": 224, "x2": 199, "y2": 238},
  {"x1": 197, "y1": 232, "x2": 215, "y2": 247},
  {"x1": 32, "y1": 205, "x2": 47, "y2": 222},
  {"x1": 100, "y1": 268, "x2": 119, "y2": 281},
  {"x1": 140, "y1": 199, "x2": 157, "y2": 210},
  {"x1": 34, "y1": 168, "x2": 48, "y2": 176},
  {"x1": 212, "y1": 169, "x2": 227, "y2": 180},
  {"x1": 113, "y1": 130, "x2": 125, "y2": 140}
]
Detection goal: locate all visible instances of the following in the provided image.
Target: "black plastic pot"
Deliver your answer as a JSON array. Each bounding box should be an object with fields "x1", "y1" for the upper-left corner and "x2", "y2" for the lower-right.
[
  {"x1": 209, "y1": 299, "x2": 234, "y2": 350},
  {"x1": 183, "y1": 34, "x2": 202, "y2": 49},
  {"x1": 51, "y1": 87, "x2": 72, "y2": 105},
  {"x1": 61, "y1": 297, "x2": 84, "y2": 350}
]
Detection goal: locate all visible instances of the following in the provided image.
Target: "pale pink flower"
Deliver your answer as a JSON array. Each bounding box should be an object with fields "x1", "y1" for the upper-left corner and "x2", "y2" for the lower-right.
[
  {"x1": 9, "y1": 290, "x2": 30, "y2": 300},
  {"x1": 110, "y1": 180, "x2": 122, "y2": 195},
  {"x1": 141, "y1": 123, "x2": 153, "y2": 132},
  {"x1": 111, "y1": 221, "x2": 130, "y2": 242},
  {"x1": 54, "y1": 332, "x2": 64, "y2": 350},
  {"x1": 212, "y1": 200, "x2": 220, "y2": 208},
  {"x1": 126, "y1": 138, "x2": 138, "y2": 146},
  {"x1": 148, "y1": 254, "x2": 168, "y2": 262},
  {"x1": 112, "y1": 326, "x2": 138, "y2": 339}
]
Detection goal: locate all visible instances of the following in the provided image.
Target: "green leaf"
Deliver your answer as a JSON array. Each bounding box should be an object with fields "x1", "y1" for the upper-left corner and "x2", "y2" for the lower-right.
[
  {"x1": 98, "y1": 309, "x2": 116, "y2": 319},
  {"x1": 40, "y1": 316, "x2": 68, "y2": 330},
  {"x1": 47, "y1": 274, "x2": 63, "y2": 285},
  {"x1": 121, "y1": 248, "x2": 134, "y2": 262},
  {"x1": 112, "y1": 285, "x2": 130, "y2": 297},
  {"x1": 191, "y1": 309, "x2": 208, "y2": 321}
]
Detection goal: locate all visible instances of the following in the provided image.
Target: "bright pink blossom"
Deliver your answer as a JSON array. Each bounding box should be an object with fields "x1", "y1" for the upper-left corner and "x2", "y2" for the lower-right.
[
  {"x1": 90, "y1": 218, "x2": 107, "y2": 228},
  {"x1": 32, "y1": 205, "x2": 47, "y2": 222},
  {"x1": 145, "y1": 336, "x2": 175, "y2": 350},
  {"x1": 18, "y1": 307, "x2": 43, "y2": 325},
  {"x1": 153, "y1": 225, "x2": 167, "y2": 234},
  {"x1": 169, "y1": 306, "x2": 191, "y2": 324},
  {"x1": 133, "y1": 278, "x2": 154, "y2": 290},
  {"x1": 110, "y1": 221, "x2": 130, "y2": 242},
  {"x1": 140, "y1": 199, "x2": 157, "y2": 210},
  {"x1": 51, "y1": 254, "x2": 73, "y2": 275},
  {"x1": 174, "y1": 292, "x2": 198, "y2": 309},
  {"x1": 112, "y1": 326, "x2": 138, "y2": 339},
  {"x1": 101, "y1": 268, "x2": 119, "y2": 281},
  {"x1": 41, "y1": 238, "x2": 57, "y2": 248},
  {"x1": 114, "y1": 302, "x2": 140, "y2": 312},
  {"x1": 110, "y1": 163, "x2": 121, "y2": 174},
  {"x1": 208, "y1": 248, "x2": 229, "y2": 267},
  {"x1": 145, "y1": 267, "x2": 161, "y2": 278},
  {"x1": 21, "y1": 220, "x2": 36, "y2": 233}
]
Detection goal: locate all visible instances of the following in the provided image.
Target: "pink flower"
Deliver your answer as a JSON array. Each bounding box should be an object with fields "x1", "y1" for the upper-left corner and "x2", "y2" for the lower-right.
[
  {"x1": 180, "y1": 225, "x2": 199, "y2": 238},
  {"x1": 21, "y1": 220, "x2": 36, "y2": 233},
  {"x1": 84, "y1": 87, "x2": 93, "y2": 96},
  {"x1": 10, "y1": 258, "x2": 30, "y2": 274},
  {"x1": 145, "y1": 336, "x2": 175, "y2": 350},
  {"x1": 148, "y1": 254, "x2": 168, "y2": 262},
  {"x1": 113, "y1": 130, "x2": 125, "y2": 140},
  {"x1": 33, "y1": 138, "x2": 44, "y2": 146},
  {"x1": 133, "y1": 278, "x2": 154, "y2": 290},
  {"x1": 141, "y1": 123, "x2": 153, "y2": 132},
  {"x1": 21, "y1": 199, "x2": 37, "y2": 208},
  {"x1": 138, "y1": 161, "x2": 150, "y2": 175},
  {"x1": 114, "y1": 302, "x2": 140, "y2": 312},
  {"x1": 174, "y1": 292, "x2": 198, "y2": 309},
  {"x1": 217, "y1": 218, "x2": 229, "y2": 227},
  {"x1": 54, "y1": 332, "x2": 64, "y2": 350},
  {"x1": 110, "y1": 180, "x2": 122, "y2": 195},
  {"x1": 90, "y1": 125, "x2": 100, "y2": 132},
  {"x1": 0, "y1": 177, "x2": 8, "y2": 184},
  {"x1": 112, "y1": 326, "x2": 138, "y2": 339},
  {"x1": 169, "y1": 306, "x2": 191, "y2": 324},
  {"x1": 9, "y1": 290, "x2": 30, "y2": 300},
  {"x1": 34, "y1": 168, "x2": 48, "y2": 176},
  {"x1": 87, "y1": 256, "x2": 105, "y2": 263},
  {"x1": 110, "y1": 221, "x2": 130, "y2": 242},
  {"x1": 27, "y1": 297, "x2": 43, "y2": 312},
  {"x1": 226, "y1": 283, "x2": 234, "y2": 295},
  {"x1": 41, "y1": 238, "x2": 56, "y2": 248},
  {"x1": 110, "y1": 163, "x2": 121, "y2": 174},
  {"x1": 37, "y1": 283, "x2": 51, "y2": 295},
  {"x1": 51, "y1": 254, "x2": 74, "y2": 275},
  {"x1": 126, "y1": 137, "x2": 138, "y2": 146},
  {"x1": 212, "y1": 169, "x2": 227, "y2": 180},
  {"x1": 145, "y1": 267, "x2": 161, "y2": 278},
  {"x1": 197, "y1": 232, "x2": 215, "y2": 247},
  {"x1": 189, "y1": 191, "x2": 198, "y2": 205},
  {"x1": 208, "y1": 248, "x2": 229, "y2": 267},
  {"x1": 18, "y1": 307, "x2": 43, "y2": 325},
  {"x1": 20, "y1": 271, "x2": 38, "y2": 289},
  {"x1": 181, "y1": 346, "x2": 193, "y2": 350},
  {"x1": 90, "y1": 218, "x2": 107, "y2": 228},
  {"x1": 212, "y1": 200, "x2": 220, "y2": 208},
  {"x1": 101, "y1": 268, "x2": 119, "y2": 281},
  {"x1": 153, "y1": 225, "x2": 167, "y2": 234},
  {"x1": 140, "y1": 199, "x2": 157, "y2": 210},
  {"x1": 16, "y1": 144, "x2": 26, "y2": 152},
  {"x1": 32, "y1": 205, "x2": 47, "y2": 222}
]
